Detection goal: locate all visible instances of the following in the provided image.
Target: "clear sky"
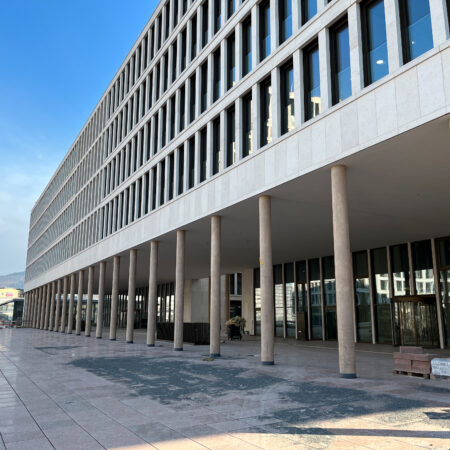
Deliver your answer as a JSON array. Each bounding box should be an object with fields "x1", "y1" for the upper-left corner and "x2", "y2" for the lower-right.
[{"x1": 0, "y1": 0, "x2": 159, "y2": 275}]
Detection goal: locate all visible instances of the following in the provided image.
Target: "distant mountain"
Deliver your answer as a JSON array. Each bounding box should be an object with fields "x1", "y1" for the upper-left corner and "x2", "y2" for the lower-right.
[{"x1": 0, "y1": 272, "x2": 25, "y2": 289}]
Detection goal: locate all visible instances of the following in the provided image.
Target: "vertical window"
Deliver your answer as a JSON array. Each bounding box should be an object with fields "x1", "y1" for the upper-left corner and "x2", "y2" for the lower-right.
[
  {"x1": 178, "y1": 146, "x2": 184, "y2": 195},
  {"x1": 213, "y1": 49, "x2": 221, "y2": 102},
  {"x1": 285, "y1": 263, "x2": 296, "y2": 337},
  {"x1": 242, "y1": 17, "x2": 252, "y2": 76},
  {"x1": 191, "y1": 16, "x2": 197, "y2": 60},
  {"x1": 168, "y1": 153, "x2": 174, "y2": 201},
  {"x1": 302, "y1": 0, "x2": 317, "y2": 24},
  {"x1": 362, "y1": 0, "x2": 389, "y2": 86},
  {"x1": 181, "y1": 28, "x2": 187, "y2": 72},
  {"x1": 214, "y1": 0, "x2": 221, "y2": 33},
  {"x1": 188, "y1": 137, "x2": 195, "y2": 189},
  {"x1": 400, "y1": 0, "x2": 433, "y2": 63},
  {"x1": 169, "y1": 96, "x2": 176, "y2": 141},
  {"x1": 303, "y1": 43, "x2": 321, "y2": 121},
  {"x1": 173, "y1": 0, "x2": 178, "y2": 28},
  {"x1": 226, "y1": 106, "x2": 236, "y2": 167},
  {"x1": 280, "y1": 62, "x2": 295, "y2": 135},
  {"x1": 391, "y1": 244, "x2": 411, "y2": 296},
  {"x1": 159, "y1": 160, "x2": 166, "y2": 205},
  {"x1": 182, "y1": 0, "x2": 188, "y2": 16},
  {"x1": 260, "y1": 1, "x2": 271, "y2": 61},
  {"x1": 412, "y1": 240, "x2": 435, "y2": 295},
  {"x1": 201, "y1": 62, "x2": 208, "y2": 113},
  {"x1": 189, "y1": 74, "x2": 196, "y2": 123},
  {"x1": 212, "y1": 117, "x2": 220, "y2": 175},
  {"x1": 279, "y1": 0, "x2": 292, "y2": 44},
  {"x1": 331, "y1": 20, "x2": 351, "y2": 105},
  {"x1": 157, "y1": 15, "x2": 162, "y2": 50},
  {"x1": 161, "y1": 105, "x2": 167, "y2": 148},
  {"x1": 242, "y1": 93, "x2": 253, "y2": 158},
  {"x1": 179, "y1": 85, "x2": 186, "y2": 132},
  {"x1": 228, "y1": 0, "x2": 236, "y2": 19},
  {"x1": 202, "y1": 2, "x2": 209, "y2": 47},
  {"x1": 274, "y1": 265, "x2": 284, "y2": 337},
  {"x1": 155, "y1": 64, "x2": 160, "y2": 101},
  {"x1": 144, "y1": 171, "x2": 149, "y2": 214},
  {"x1": 171, "y1": 42, "x2": 177, "y2": 83},
  {"x1": 353, "y1": 251, "x2": 372, "y2": 343},
  {"x1": 230, "y1": 274, "x2": 235, "y2": 294},
  {"x1": 227, "y1": 35, "x2": 236, "y2": 90},
  {"x1": 200, "y1": 128, "x2": 207, "y2": 182},
  {"x1": 260, "y1": 78, "x2": 272, "y2": 147},
  {"x1": 309, "y1": 258, "x2": 322, "y2": 340},
  {"x1": 165, "y1": 3, "x2": 170, "y2": 40},
  {"x1": 163, "y1": 53, "x2": 168, "y2": 92}
]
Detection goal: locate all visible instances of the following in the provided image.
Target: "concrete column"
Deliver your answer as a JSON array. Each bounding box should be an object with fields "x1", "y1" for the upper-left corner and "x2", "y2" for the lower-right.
[
  {"x1": 60, "y1": 276, "x2": 68, "y2": 332},
  {"x1": 54, "y1": 279, "x2": 61, "y2": 331},
  {"x1": 110, "y1": 256, "x2": 120, "y2": 340},
  {"x1": 210, "y1": 216, "x2": 221, "y2": 357},
  {"x1": 85, "y1": 266, "x2": 94, "y2": 337},
  {"x1": 331, "y1": 165, "x2": 356, "y2": 378},
  {"x1": 68, "y1": 273, "x2": 76, "y2": 334},
  {"x1": 39, "y1": 285, "x2": 46, "y2": 329},
  {"x1": 43, "y1": 283, "x2": 51, "y2": 330},
  {"x1": 126, "y1": 249, "x2": 137, "y2": 343},
  {"x1": 147, "y1": 241, "x2": 159, "y2": 346},
  {"x1": 429, "y1": 0, "x2": 449, "y2": 47},
  {"x1": 95, "y1": 261, "x2": 106, "y2": 339},
  {"x1": 31, "y1": 290, "x2": 37, "y2": 328},
  {"x1": 174, "y1": 230, "x2": 185, "y2": 351},
  {"x1": 385, "y1": 0, "x2": 403, "y2": 71},
  {"x1": 76, "y1": 270, "x2": 84, "y2": 335},
  {"x1": 348, "y1": 3, "x2": 363, "y2": 96},
  {"x1": 48, "y1": 281, "x2": 56, "y2": 331},
  {"x1": 259, "y1": 195, "x2": 274, "y2": 365},
  {"x1": 318, "y1": 28, "x2": 331, "y2": 113}
]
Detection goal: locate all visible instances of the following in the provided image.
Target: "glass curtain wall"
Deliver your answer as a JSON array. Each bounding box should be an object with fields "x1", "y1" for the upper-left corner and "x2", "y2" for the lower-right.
[
  {"x1": 412, "y1": 240, "x2": 435, "y2": 295},
  {"x1": 285, "y1": 263, "x2": 296, "y2": 337},
  {"x1": 323, "y1": 256, "x2": 337, "y2": 340},
  {"x1": 274, "y1": 265, "x2": 284, "y2": 337},
  {"x1": 438, "y1": 238, "x2": 450, "y2": 346},
  {"x1": 296, "y1": 261, "x2": 308, "y2": 340},
  {"x1": 353, "y1": 251, "x2": 372, "y2": 342},
  {"x1": 254, "y1": 268, "x2": 261, "y2": 335},
  {"x1": 309, "y1": 258, "x2": 322, "y2": 339},
  {"x1": 391, "y1": 244, "x2": 411, "y2": 296}
]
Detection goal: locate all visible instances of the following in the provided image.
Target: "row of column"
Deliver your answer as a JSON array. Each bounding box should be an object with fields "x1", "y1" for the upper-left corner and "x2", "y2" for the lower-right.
[{"x1": 25, "y1": 164, "x2": 356, "y2": 378}]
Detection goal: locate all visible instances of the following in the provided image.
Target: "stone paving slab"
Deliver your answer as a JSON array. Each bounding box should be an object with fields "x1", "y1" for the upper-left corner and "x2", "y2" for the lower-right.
[{"x1": 0, "y1": 328, "x2": 449, "y2": 449}]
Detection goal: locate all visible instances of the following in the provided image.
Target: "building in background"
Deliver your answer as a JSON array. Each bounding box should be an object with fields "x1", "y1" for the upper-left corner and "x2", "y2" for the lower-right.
[{"x1": 0, "y1": 288, "x2": 24, "y2": 323}]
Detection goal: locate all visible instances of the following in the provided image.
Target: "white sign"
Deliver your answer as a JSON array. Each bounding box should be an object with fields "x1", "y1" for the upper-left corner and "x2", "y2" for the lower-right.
[{"x1": 431, "y1": 358, "x2": 450, "y2": 377}]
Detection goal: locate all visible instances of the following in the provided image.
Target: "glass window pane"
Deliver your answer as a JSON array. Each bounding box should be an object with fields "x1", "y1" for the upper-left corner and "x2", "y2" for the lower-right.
[
  {"x1": 304, "y1": 44, "x2": 321, "y2": 121},
  {"x1": 332, "y1": 22, "x2": 351, "y2": 104},
  {"x1": 260, "y1": 79, "x2": 272, "y2": 147},
  {"x1": 391, "y1": 244, "x2": 411, "y2": 296},
  {"x1": 260, "y1": 1, "x2": 271, "y2": 61},
  {"x1": 285, "y1": 263, "x2": 295, "y2": 337},
  {"x1": 274, "y1": 265, "x2": 284, "y2": 337},
  {"x1": 281, "y1": 63, "x2": 295, "y2": 135},
  {"x1": 280, "y1": 0, "x2": 292, "y2": 43},
  {"x1": 309, "y1": 258, "x2": 322, "y2": 339},
  {"x1": 412, "y1": 240, "x2": 435, "y2": 295},
  {"x1": 302, "y1": 0, "x2": 317, "y2": 24}
]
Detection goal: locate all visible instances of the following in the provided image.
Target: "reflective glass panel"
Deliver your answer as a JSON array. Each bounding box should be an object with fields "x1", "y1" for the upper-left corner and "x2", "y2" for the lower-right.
[
  {"x1": 304, "y1": 45, "x2": 321, "y2": 121},
  {"x1": 412, "y1": 240, "x2": 435, "y2": 295},
  {"x1": 274, "y1": 265, "x2": 284, "y2": 337},
  {"x1": 309, "y1": 258, "x2": 322, "y2": 339},
  {"x1": 281, "y1": 63, "x2": 295, "y2": 134},
  {"x1": 332, "y1": 22, "x2": 351, "y2": 104},
  {"x1": 302, "y1": 0, "x2": 317, "y2": 24},
  {"x1": 280, "y1": 0, "x2": 292, "y2": 43},
  {"x1": 285, "y1": 263, "x2": 296, "y2": 337},
  {"x1": 372, "y1": 247, "x2": 391, "y2": 343},
  {"x1": 254, "y1": 269, "x2": 261, "y2": 335},
  {"x1": 353, "y1": 251, "x2": 372, "y2": 342},
  {"x1": 260, "y1": 1, "x2": 271, "y2": 61},
  {"x1": 260, "y1": 79, "x2": 272, "y2": 147},
  {"x1": 391, "y1": 244, "x2": 410, "y2": 296}
]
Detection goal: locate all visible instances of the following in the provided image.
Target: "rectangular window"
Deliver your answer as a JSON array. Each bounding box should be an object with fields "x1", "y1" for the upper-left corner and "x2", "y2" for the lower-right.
[
  {"x1": 201, "y1": 62, "x2": 208, "y2": 113},
  {"x1": 179, "y1": 85, "x2": 186, "y2": 132},
  {"x1": 279, "y1": 0, "x2": 292, "y2": 44},
  {"x1": 213, "y1": 49, "x2": 221, "y2": 102},
  {"x1": 153, "y1": 114, "x2": 159, "y2": 155},
  {"x1": 400, "y1": 0, "x2": 433, "y2": 63},
  {"x1": 229, "y1": 274, "x2": 235, "y2": 294},
  {"x1": 168, "y1": 153, "x2": 174, "y2": 201},
  {"x1": 228, "y1": 0, "x2": 235, "y2": 19},
  {"x1": 162, "y1": 53, "x2": 168, "y2": 92},
  {"x1": 181, "y1": 28, "x2": 187, "y2": 72},
  {"x1": 260, "y1": 1, "x2": 271, "y2": 61},
  {"x1": 303, "y1": 42, "x2": 321, "y2": 121},
  {"x1": 155, "y1": 63, "x2": 160, "y2": 101},
  {"x1": 227, "y1": 35, "x2": 236, "y2": 90},
  {"x1": 178, "y1": 146, "x2": 184, "y2": 195},
  {"x1": 331, "y1": 20, "x2": 351, "y2": 105},
  {"x1": 157, "y1": 15, "x2": 162, "y2": 50},
  {"x1": 412, "y1": 240, "x2": 435, "y2": 295},
  {"x1": 214, "y1": 0, "x2": 221, "y2": 34},
  {"x1": 280, "y1": 62, "x2": 295, "y2": 135},
  {"x1": 169, "y1": 97, "x2": 176, "y2": 141},
  {"x1": 200, "y1": 128, "x2": 207, "y2": 182},
  {"x1": 173, "y1": 0, "x2": 178, "y2": 28},
  {"x1": 302, "y1": 0, "x2": 317, "y2": 24},
  {"x1": 391, "y1": 244, "x2": 411, "y2": 296},
  {"x1": 226, "y1": 106, "x2": 236, "y2": 167},
  {"x1": 182, "y1": 0, "x2": 188, "y2": 16},
  {"x1": 260, "y1": 78, "x2": 272, "y2": 147},
  {"x1": 159, "y1": 160, "x2": 166, "y2": 205},
  {"x1": 189, "y1": 74, "x2": 196, "y2": 123},
  {"x1": 242, "y1": 93, "x2": 252, "y2": 158},
  {"x1": 165, "y1": 3, "x2": 170, "y2": 40},
  {"x1": 188, "y1": 137, "x2": 195, "y2": 189},
  {"x1": 171, "y1": 42, "x2": 177, "y2": 83},
  {"x1": 161, "y1": 105, "x2": 167, "y2": 148},
  {"x1": 242, "y1": 17, "x2": 252, "y2": 76},
  {"x1": 362, "y1": 0, "x2": 389, "y2": 86},
  {"x1": 212, "y1": 117, "x2": 220, "y2": 175},
  {"x1": 202, "y1": 2, "x2": 209, "y2": 47},
  {"x1": 191, "y1": 16, "x2": 197, "y2": 60},
  {"x1": 144, "y1": 171, "x2": 149, "y2": 214}
]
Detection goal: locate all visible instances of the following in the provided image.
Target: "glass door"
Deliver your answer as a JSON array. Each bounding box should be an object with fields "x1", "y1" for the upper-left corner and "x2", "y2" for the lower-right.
[
  {"x1": 309, "y1": 259, "x2": 323, "y2": 339},
  {"x1": 296, "y1": 261, "x2": 308, "y2": 340},
  {"x1": 323, "y1": 256, "x2": 337, "y2": 340}
]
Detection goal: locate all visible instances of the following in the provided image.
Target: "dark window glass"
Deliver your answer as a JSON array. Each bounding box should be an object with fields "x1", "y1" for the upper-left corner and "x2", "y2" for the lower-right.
[
  {"x1": 362, "y1": 0, "x2": 389, "y2": 86},
  {"x1": 188, "y1": 138, "x2": 195, "y2": 189},
  {"x1": 302, "y1": 0, "x2": 317, "y2": 24},
  {"x1": 201, "y1": 62, "x2": 208, "y2": 113},
  {"x1": 353, "y1": 251, "x2": 371, "y2": 342},
  {"x1": 260, "y1": 1, "x2": 271, "y2": 61},
  {"x1": 285, "y1": 263, "x2": 295, "y2": 337},
  {"x1": 144, "y1": 171, "x2": 149, "y2": 214},
  {"x1": 189, "y1": 74, "x2": 196, "y2": 123},
  {"x1": 159, "y1": 160, "x2": 165, "y2": 205},
  {"x1": 178, "y1": 147, "x2": 184, "y2": 195},
  {"x1": 181, "y1": 29, "x2": 187, "y2": 72},
  {"x1": 274, "y1": 265, "x2": 284, "y2": 337},
  {"x1": 391, "y1": 244, "x2": 411, "y2": 296},
  {"x1": 173, "y1": 0, "x2": 178, "y2": 27},
  {"x1": 169, "y1": 96, "x2": 176, "y2": 141},
  {"x1": 280, "y1": 0, "x2": 293, "y2": 43},
  {"x1": 237, "y1": 273, "x2": 242, "y2": 295},
  {"x1": 213, "y1": 49, "x2": 221, "y2": 102},
  {"x1": 165, "y1": 3, "x2": 170, "y2": 40},
  {"x1": 304, "y1": 43, "x2": 321, "y2": 121},
  {"x1": 331, "y1": 21, "x2": 351, "y2": 104},
  {"x1": 309, "y1": 258, "x2": 322, "y2": 339},
  {"x1": 161, "y1": 105, "x2": 167, "y2": 148},
  {"x1": 260, "y1": 78, "x2": 272, "y2": 147},
  {"x1": 212, "y1": 118, "x2": 220, "y2": 175},
  {"x1": 191, "y1": 16, "x2": 197, "y2": 60},
  {"x1": 242, "y1": 93, "x2": 252, "y2": 157},
  {"x1": 229, "y1": 274, "x2": 235, "y2": 294},
  {"x1": 296, "y1": 260, "x2": 308, "y2": 315},
  {"x1": 412, "y1": 240, "x2": 435, "y2": 295},
  {"x1": 182, "y1": 0, "x2": 188, "y2": 16},
  {"x1": 226, "y1": 106, "x2": 235, "y2": 167},
  {"x1": 400, "y1": 0, "x2": 433, "y2": 63},
  {"x1": 156, "y1": 15, "x2": 162, "y2": 50},
  {"x1": 200, "y1": 128, "x2": 207, "y2": 182},
  {"x1": 242, "y1": 17, "x2": 252, "y2": 76},
  {"x1": 202, "y1": 2, "x2": 209, "y2": 47},
  {"x1": 214, "y1": 0, "x2": 221, "y2": 33},
  {"x1": 179, "y1": 86, "x2": 185, "y2": 132},
  {"x1": 171, "y1": 42, "x2": 177, "y2": 83},
  {"x1": 162, "y1": 53, "x2": 168, "y2": 92},
  {"x1": 228, "y1": 0, "x2": 236, "y2": 19},
  {"x1": 227, "y1": 35, "x2": 236, "y2": 90},
  {"x1": 153, "y1": 114, "x2": 159, "y2": 155},
  {"x1": 254, "y1": 268, "x2": 261, "y2": 335},
  {"x1": 280, "y1": 62, "x2": 295, "y2": 135},
  {"x1": 168, "y1": 153, "x2": 174, "y2": 201},
  {"x1": 151, "y1": 168, "x2": 157, "y2": 210},
  {"x1": 149, "y1": 27, "x2": 155, "y2": 60}
]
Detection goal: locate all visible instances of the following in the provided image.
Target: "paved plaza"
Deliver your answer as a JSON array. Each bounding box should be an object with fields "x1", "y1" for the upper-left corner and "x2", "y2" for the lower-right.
[{"x1": 0, "y1": 329, "x2": 449, "y2": 449}]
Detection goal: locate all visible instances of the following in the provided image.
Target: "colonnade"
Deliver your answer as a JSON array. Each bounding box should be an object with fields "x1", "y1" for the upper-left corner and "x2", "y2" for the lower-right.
[{"x1": 24, "y1": 165, "x2": 356, "y2": 377}]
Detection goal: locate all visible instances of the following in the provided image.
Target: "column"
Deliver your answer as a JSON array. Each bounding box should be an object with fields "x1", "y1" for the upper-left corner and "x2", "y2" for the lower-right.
[
  {"x1": 126, "y1": 249, "x2": 137, "y2": 343},
  {"x1": 48, "y1": 282, "x2": 56, "y2": 331},
  {"x1": 429, "y1": 0, "x2": 449, "y2": 48},
  {"x1": 54, "y1": 279, "x2": 61, "y2": 332},
  {"x1": 318, "y1": 28, "x2": 331, "y2": 113},
  {"x1": 109, "y1": 256, "x2": 120, "y2": 340},
  {"x1": 31, "y1": 290, "x2": 37, "y2": 328},
  {"x1": 60, "y1": 276, "x2": 68, "y2": 332},
  {"x1": 39, "y1": 285, "x2": 46, "y2": 329},
  {"x1": 348, "y1": 3, "x2": 363, "y2": 96},
  {"x1": 76, "y1": 270, "x2": 84, "y2": 335},
  {"x1": 43, "y1": 283, "x2": 51, "y2": 330},
  {"x1": 147, "y1": 241, "x2": 159, "y2": 346},
  {"x1": 68, "y1": 273, "x2": 76, "y2": 334},
  {"x1": 174, "y1": 230, "x2": 185, "y2": 351},
  {"x1": 96, "y1": 261, "x2": 106, "y2": 339},
  {"x1": 331, "y1": 165, "x2": 356, "y2": 378},
  {"x1": 210, "y1": 216, "x2": 221, "y2": 357},
  {"x1": 259, "y1": 195, "x2": 274, "y2": 365},
  {"x1": 85, "y1": 266, "x2": 94, "y2": 337},
  {"x1": 384, "y1": 0, "x2": 403, "y2": 72}
]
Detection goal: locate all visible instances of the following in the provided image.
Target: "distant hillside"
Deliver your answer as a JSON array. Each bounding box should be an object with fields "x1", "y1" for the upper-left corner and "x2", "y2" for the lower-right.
[{"x1": 0, "y1": 272, "x2": 25, "y2": 289}]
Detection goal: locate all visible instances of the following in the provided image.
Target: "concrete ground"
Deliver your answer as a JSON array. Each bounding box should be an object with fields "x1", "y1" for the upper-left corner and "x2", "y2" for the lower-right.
[{"x1": 0, "y1": 328, "x2": 449, "y2": 450}]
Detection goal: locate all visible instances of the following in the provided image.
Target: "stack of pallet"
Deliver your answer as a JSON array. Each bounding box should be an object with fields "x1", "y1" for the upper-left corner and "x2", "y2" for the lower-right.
[{"x1": 393, "y1": 346, "x2": 434, "y2": 379}]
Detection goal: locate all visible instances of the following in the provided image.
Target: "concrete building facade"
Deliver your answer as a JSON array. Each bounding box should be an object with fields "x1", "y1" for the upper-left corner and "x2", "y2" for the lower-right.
[{"x1": 24, "y1": 0, "x2": 450, "y2": 376}]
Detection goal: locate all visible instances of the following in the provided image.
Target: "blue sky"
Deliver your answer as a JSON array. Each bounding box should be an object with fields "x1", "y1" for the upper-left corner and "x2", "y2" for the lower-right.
[{"x1": 0, "y1": 0, "x2": 159, "y2": 275}]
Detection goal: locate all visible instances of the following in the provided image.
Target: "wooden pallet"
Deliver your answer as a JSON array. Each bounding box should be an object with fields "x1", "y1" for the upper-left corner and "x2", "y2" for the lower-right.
[{"x1": 393, "y1": 369, "x2": 430, "y2": 379}]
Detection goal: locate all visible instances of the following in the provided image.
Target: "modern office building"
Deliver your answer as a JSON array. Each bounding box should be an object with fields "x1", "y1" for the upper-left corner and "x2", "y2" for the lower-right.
[{"x1": 24, "y1": 0, "x2": 450, "y2": 377}]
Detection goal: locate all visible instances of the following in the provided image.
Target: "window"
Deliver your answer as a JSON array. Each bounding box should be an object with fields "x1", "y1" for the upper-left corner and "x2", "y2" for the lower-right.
[
  {"x1": 200, "y1": 128, "x2": 207, "y2": 182},
  {"x1": 331, "y1": 20, "x2": 351, "y2": 105},
  {"x1": 173, "y1": 0, "x2": 179, "y2": 28},
  {"x1": 400, "y1": 0, "x2": 433, "y2": 63},
  {"x1": 181, "y1": 29, "x2": 187, "y2": 72},
  {"x1": 161, "y1": 105, "x2": 167, "y2": 148},
  {"x1": 228, "y1": 0, "x2": 235, "y2": 19},
  {"x1": 165, "y1": 3, "x2": 170, "y2": 40},
  {"x1": 226, "y1": 106, "x2": 236, "y2": 167},
  {"x1": 227, "y1": 35, "x2": 236, "y2": 90},
  {"x1": 162, "y1": 53, "x2": 168, "y2": 92},
  {"x1": 153, "y1": 114, "x2": 159, "y2": 155},
  {"x1": 159, "y1": 160, "x2": 165, "y2": 205},
  {"x1": 202, "y1": 2, "x2": 209, "y2": 47},
  {"x1": 201, "y1": 62, "x2": 208, "y2": 113},
  {"x1": 279, "y1": 0, "x2": 292, "y2": 44},
  {"x1": 171, "y1": 42, "x2": 177, "y2": 83},
  {"x1": 229, "y1": 274, "x2": 235, "y2": 294},
  {"x1": 189, "y1": 74, "x2": 196, "y2": 123},
  {"x1": 304, "y1": 42, "x2": 321, "y2": 121},
  {"x1": 412, "y1": 240, "x2": 435, "y2": 295},
  {"x1": 212, "y1": 117, "x2": 220, "y2": 175},
  {"x1": 280, "y1": 62, "x2": 295, "y2": 135},
  {"x1": 179, "y1": 85, "x2": 186, "y2": 132},
  {"x1": 260, "y1": 1, "x2": 271, "y2": 61},
  {"x1": 151, "y1": 168, "x2": 157, "y2": 210},
  {"x1": 213, "y1": 49, "x2": 221, "y2": 102},
  {"x1": 362, "y1": 0, "x2": 389, "y2": 86},
  {"x1": 214, "y1": 0, "x2": 222, "y2": 34},
  {"x1": 155, "y1": 63, "x2": 160, "y2": 101},
  {"x1": 168, "y1": 153, "x2": 174, "y2": 201},
  {"x1": 242, "y1": 17, "x2": 252, "y2": 76},
  {"x1": 242, "y1": 93, "x2": 252, "y2": 157},
  {"x1": 260, "y1": 78, "x2": 272, "y2": 147},
  {"x1": 191, "y1": 16, "x2": 197, "y2": 60},
  {"x1": 188, "y1": 138, "x2": 195, "y2": 189},
  {"x1": 391, "y1": 244, "x2": 410, "y2": 296},
  {"x1": 182, "y1": 0, "x2": 188, "y2": 16},
  {"x1": 302, "y1": 0, "x2": 317, "y2": 24},
  {"x1": 178, "y1": 147, "x2": 184, "y2": 195}
]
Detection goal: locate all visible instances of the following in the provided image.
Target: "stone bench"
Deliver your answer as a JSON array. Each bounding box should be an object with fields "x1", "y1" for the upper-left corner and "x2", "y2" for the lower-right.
[
  {"x1": 393, "y1": 346, "x2": 435, "y2": 378},
  {"x1": 431, "y1": 358, "x2": 450, "y2": 380}
]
